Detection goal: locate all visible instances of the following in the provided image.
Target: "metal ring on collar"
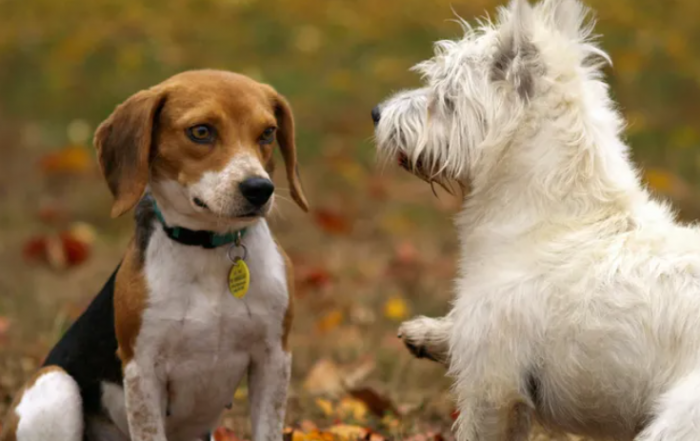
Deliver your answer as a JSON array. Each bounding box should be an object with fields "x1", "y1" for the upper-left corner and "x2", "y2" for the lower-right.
[{"x1": 227, "y1": 243, "x2": 247, "y2": 262}]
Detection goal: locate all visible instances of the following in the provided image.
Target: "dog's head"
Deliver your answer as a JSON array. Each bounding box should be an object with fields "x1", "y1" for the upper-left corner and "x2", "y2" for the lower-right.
[
  {"x1": 94, "y1": 70, "x2": 308, "y2": 231},
  {"x1": 373, "y1": 0, "x2": 610, "y2": 191}
]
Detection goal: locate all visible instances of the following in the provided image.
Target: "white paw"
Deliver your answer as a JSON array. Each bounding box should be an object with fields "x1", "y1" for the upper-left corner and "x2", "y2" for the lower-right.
[{"x1": 398, "y1": 317, "x2": 448, "y2": 364}]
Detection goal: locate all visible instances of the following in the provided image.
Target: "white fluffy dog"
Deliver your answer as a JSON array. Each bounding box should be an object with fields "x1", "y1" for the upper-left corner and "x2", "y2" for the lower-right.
[{"x1": 372, "y1": 1, "x2": 700, "y2": 440}]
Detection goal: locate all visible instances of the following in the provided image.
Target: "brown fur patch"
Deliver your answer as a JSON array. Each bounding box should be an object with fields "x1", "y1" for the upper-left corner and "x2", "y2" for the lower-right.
[
  {"x1": 114, "y1": 239, "x2": 148, "y2": 366},
  {"x1": 506, "y1": 401, "x2": 532, "y2": 441},
  {"x1": 272, "y1": 93, "x2": 309, "y2": 211},
  {"x1": 94, "y1": 89, "x2": 167, "y2": 218},
  {"x1": 0, "y1": 366, "x2": 66, "y2": 441},
  {"x1": 150, "y1": 72, "x2": 278, "y2": 187},
  {"x1": 275, "y1": 239, "x2": 295, "y2": 352},
  {"x1": 138, "y1": 71, "x2": 276, "y2": 190}
]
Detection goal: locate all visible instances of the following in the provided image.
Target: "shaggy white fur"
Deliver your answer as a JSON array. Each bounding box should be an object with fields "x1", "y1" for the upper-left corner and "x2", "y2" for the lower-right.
[{"x1": 374, "y1": 1, "x2": 700, "y2": 440}]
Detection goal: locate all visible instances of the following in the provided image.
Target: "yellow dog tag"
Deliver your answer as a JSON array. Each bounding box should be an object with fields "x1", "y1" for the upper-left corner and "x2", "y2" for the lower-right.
[{"x1": 228, "y1": 258, "x2": 250, "y2": 298}]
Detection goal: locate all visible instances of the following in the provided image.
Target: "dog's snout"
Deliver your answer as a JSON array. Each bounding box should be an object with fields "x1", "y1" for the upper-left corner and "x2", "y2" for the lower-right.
[
  {"x1": 239, "y1": 177, "x2": 275, "y2": 207},
  {"x1": 371, "y1": 106, "x2": 381, "y2": 126}
]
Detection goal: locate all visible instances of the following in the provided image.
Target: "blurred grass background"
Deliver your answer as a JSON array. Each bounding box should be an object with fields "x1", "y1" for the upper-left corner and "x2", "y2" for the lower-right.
[{"x1": 0, "y1": 0, "x2": 699, "y2": 439}]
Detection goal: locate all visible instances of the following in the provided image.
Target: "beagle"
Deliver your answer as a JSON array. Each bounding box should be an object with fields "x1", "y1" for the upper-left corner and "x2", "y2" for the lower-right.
[{"x1": 1, "y1": 70, "x2": 308, "y2": 441}]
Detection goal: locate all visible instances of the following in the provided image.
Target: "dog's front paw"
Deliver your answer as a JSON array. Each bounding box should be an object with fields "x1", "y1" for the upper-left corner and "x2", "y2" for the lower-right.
[{"x1": 398, "y1": 317, "x2": 449, "y2": 365}]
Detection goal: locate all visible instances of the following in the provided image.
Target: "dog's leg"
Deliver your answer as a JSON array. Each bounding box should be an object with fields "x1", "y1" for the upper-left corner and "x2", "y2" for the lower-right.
[
  {"x1": 247, "y1": 345, "x2": 291, "y2": 441},
  {"x1": 635, "y1": 371, "x2": 700, "y2": 441},
  {"x1": 448, "y1": 295, "x2": 538, "y2": 441},
  {"x1": 398, "y1": 315, "x2": 453, "y2": 365},
  {"x1": 122, "y1": 361, "x2": 167, "y2": 441},
  {"x1": 1, "y1": 366, "x2": 83, "y2": 441},
  {"x1": 454, "y1": 398, "x2": 533, "y2": 441}
]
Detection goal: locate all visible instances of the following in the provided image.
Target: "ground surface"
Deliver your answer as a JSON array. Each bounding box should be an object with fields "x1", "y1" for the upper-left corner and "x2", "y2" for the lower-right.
[{"x1": 1, "y1": 0, "x2": 699, "y2": 439}]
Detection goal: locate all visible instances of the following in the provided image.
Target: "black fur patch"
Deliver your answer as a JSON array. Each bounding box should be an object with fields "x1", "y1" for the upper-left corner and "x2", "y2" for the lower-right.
[
  {"x1": 134, "y1": 194, "x2": 157, "y2": 262},
  {"x1": 525, "y1": 369, "x2": 542, "y2": 409},
  {"x1": 43, "y1": 266, "x2": 123, "y2": 417}
]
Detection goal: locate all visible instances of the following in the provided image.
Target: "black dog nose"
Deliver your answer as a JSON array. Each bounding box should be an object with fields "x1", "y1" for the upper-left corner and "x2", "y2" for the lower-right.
[
  {"x1": 371, "y1": 106, "x2": 381, "y2": 125},
  {"x1": 239, "y1": 177, "x2": 275, "y2": 207}
]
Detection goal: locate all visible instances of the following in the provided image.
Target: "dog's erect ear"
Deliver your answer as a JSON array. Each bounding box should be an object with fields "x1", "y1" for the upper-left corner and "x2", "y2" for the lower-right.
[
  {"x1": 94, "y1": 88, "x2": 166, "y2": 218},
  {"x1": 492, "y1": 0, "x2": 540, "y2": 100},
  {"x1": 545, "y1": 0, "x2": 591, "y2": 40},
  {"x1": 274, "y1": 94, "x2": 309, "y2": 212}
]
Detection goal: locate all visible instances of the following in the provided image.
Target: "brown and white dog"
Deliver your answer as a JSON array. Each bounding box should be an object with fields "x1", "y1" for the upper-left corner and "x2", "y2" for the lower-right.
[{"x1": 0, "y1": 70, "x2": 308, "y2": 441}]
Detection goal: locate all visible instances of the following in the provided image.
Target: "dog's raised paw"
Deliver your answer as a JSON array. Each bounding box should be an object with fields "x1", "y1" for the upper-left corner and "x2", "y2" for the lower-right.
[
  {"x1": 403, "y1": 339, "x2": 439, "y2": 362},
  {"x1": 398, "y1": 317, "x2": 449, "y2": 364}
]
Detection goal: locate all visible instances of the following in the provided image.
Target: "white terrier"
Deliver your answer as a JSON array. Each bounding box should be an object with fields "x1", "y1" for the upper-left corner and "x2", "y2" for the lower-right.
[{"x1": 372, "y1": 1, "x2": 700, "y2": 440}]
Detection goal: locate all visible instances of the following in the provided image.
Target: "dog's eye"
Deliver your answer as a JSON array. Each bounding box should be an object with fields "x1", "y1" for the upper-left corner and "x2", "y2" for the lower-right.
[
  {"x1": 259, "y1": 127, "x2": 276, "y2": 145},
  {"x1": 187, "y1": 125, "x2": 216, "y2": 144}
]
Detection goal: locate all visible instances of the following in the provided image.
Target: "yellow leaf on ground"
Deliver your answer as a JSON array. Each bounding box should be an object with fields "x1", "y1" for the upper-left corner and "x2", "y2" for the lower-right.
[
  {"x1": 337, "y1": 397, "x2": 369, "y2": 422},
  {"x1": 68, "y1": 222, "x2": 97, "y2": 246},
  {"x1": 234, "y1": 386, "x2": 247, "y2": 401},
  {"x1": 383, "y1": 297, "x2": 409, "y2": 321},
  {"x1": 327, "y1": 424, "x2": 369, "y2": 441},
  {"x1": 315, "y1": 398, "x2": 335, "y2": 417}
]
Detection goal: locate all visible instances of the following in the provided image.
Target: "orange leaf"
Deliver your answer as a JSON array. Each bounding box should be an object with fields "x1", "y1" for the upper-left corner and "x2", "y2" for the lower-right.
[
  {"x1": 39, "y1": 145, "x2": 92, "y2": 175},
  {"x1": 316, "y1": 309, "x2": 344, "y2": 333},
  {"x1": 314, "y1": 209, "x2": 352, "y2": 235},
  {"x1": 308, "y1": 430, "x2": 335, "y2": 441},
  {"x1": 213, "y1": 427, "x2": 244, "y2": 441}
]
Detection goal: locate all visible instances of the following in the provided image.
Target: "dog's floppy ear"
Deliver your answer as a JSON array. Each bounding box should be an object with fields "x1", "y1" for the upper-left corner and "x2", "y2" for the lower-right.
[
  {"x1": 274, "y1": 93, "x2": 309, "y2": 212},
  {"x1": 492, "y1": 0, "x2": 540, "y2": 100},
  {"x1": 94, "y1": 88, "x2": 166, "y2": 218}
]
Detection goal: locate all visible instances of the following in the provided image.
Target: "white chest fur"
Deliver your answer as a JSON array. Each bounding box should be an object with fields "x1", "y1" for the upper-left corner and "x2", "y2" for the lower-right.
[{"x1": 102, "y1": 220, "x2": 289, "y2": 441}]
